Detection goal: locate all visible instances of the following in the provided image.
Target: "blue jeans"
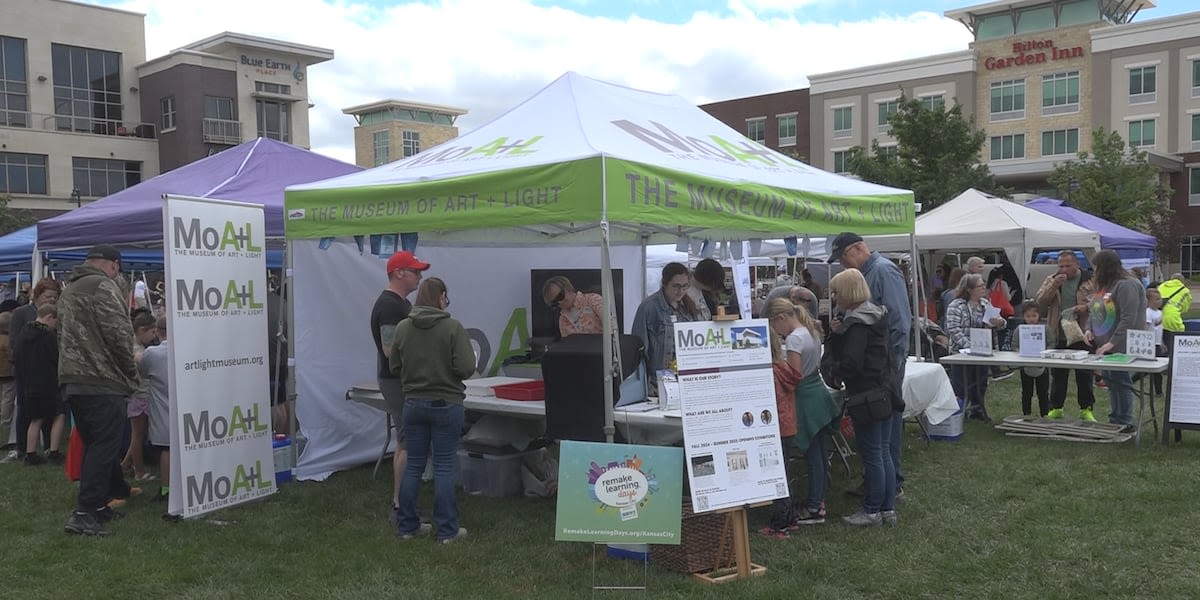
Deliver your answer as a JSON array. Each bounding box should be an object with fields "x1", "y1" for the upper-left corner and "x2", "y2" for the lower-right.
[
  {"x1": 1102, "y1": 371, "x2": 1135, "y2": 426},
  {"x1": 890, "y1": 361, "x2": 906, "y2": 488},
  {"x1": 853, "y1": 417, "x2": 896, "y2": 513},
  {"x1": 396, "y1": 399, "x2": 464, "y2": 540},
  {"x1": 804, "y1": 431, "x2": 827, "y2": 511}
]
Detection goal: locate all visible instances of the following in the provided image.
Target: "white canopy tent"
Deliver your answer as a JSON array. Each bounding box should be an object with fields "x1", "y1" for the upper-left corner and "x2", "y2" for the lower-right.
[
  {"x1": 284, "y1": 72, "x2": 916, "y2": 479},
  {"x1": 872, "y1": 188, "x2": 1101, "y2": 287}
]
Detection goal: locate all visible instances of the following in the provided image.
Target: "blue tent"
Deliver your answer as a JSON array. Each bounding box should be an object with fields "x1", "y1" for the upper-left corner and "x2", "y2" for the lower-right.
[
  {"x1": 1025, "y1": 198, "x2": 1155, "y2": 266},
  {"x1": 0, "y1": 226, "x2": 36, "y2": 271}
]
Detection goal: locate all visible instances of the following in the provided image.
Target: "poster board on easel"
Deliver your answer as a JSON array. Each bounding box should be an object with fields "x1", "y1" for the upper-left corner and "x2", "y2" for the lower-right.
[{"x1": 1161, "y1": 333, "x2": 1200, "y2": 446}]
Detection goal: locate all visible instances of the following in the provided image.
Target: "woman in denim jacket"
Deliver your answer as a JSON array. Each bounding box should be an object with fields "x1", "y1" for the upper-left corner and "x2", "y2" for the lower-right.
[{"x1": 631, "y1": 262, "x2": 701, "y2": 393}]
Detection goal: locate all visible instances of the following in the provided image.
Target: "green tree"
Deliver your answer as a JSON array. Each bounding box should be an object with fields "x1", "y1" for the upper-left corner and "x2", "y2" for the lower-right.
[
  {"x1": 846, "y1": 95, "x2": 1003, "y2": 210},
  {"x1": 0, "y1": 193, "x2": 35, "y2": 236},
  {"x1": 1047, "y1": 127, "x2": 1171, "y2": 230}
]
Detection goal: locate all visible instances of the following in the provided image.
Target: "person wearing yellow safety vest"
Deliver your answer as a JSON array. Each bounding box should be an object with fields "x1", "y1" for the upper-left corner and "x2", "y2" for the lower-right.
[{"x1": 1158, "y1": 274, "x2": 1192, "y2": 443}]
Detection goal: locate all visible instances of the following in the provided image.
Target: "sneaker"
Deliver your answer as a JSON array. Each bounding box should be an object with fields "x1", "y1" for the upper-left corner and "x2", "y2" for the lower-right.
[
  {"x1": 791, "y1": 505, "x2": 826, "y2": 526},
  {"x1": 23, "y1": 453, "x2": 45, "y2": 466},
  {"x1": 65, "y1": 512, "x2": 110, "y2": 536},
  {"x1": 881, "y1": 510, "x2": 898, "y2": 527},
  {"x1": 95, "y1": 506, "x2": 125, "y2": 523},
  {"x1": 841, "y1": 510, "x2": 882, "y2": 527},
  {"x1": 438, "y1": 527, "x2": 468, "y2": 544},
  {"x1": 1079, "y1": 408, "x2": 1097, "y2": 423},
  {"x1": 45, "y1": 451, "x2": 64, "y2": 465},
  {"x1": 1118, "y1": 424, "x2": 1135, "y2": 434},
  {"x1": 1046, "y1": 408, "x2": 1064, "y2": 420},
  {"x1": 0, "y1": 450, "x2": 20, "y2": 464},
  {"x1": 758, "y1": 526, "x2": 790, "y2": 540},
  {"x1": 398, "y1": 522, "x2": 432, "y2": 540}
]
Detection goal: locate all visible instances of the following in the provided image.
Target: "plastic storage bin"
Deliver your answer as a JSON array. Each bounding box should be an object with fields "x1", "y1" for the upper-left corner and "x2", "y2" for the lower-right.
[
  {"x1": 920, "y1": 398, "x2": 964, "y2": 441},
  {"x1": 272, "y1": 434, "x2": 293, "y2": 485},
  {"x1": 457, "y1": 449, "x2": 526, "y2": 497}
]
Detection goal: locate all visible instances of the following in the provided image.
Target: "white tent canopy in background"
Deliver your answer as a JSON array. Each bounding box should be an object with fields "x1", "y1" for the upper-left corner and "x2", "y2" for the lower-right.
[{"x1": 871, "y1": 188, "x2": 1101, "y2": 287}]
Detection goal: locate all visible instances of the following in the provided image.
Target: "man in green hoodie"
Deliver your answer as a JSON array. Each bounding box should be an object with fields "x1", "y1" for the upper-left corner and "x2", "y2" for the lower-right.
[{"x1": 58, "y1": 245, "x2": 138, "y2": 537}]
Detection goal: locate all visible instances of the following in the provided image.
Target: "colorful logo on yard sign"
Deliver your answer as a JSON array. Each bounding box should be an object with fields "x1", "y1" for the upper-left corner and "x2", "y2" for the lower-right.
[{"x1": 587, "y1": 454, "x2": 660, "y2": 520}]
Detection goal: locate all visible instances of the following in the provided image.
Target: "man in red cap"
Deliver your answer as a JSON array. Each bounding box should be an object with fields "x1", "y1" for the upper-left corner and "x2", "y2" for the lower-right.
[{"x1": 371, "y1": 250, "x2": 430, "y2": 517}]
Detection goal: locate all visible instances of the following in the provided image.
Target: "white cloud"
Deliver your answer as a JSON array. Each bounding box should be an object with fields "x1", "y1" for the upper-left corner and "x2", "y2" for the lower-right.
[{"x1": 102, "y1": 0, "x2": 972, "y2": 164}]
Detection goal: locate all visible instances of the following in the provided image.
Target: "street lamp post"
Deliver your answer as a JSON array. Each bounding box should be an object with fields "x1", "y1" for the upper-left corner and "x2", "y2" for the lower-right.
[{"x1": 70, "y1": 188, "x2": 81, "y2": 208}]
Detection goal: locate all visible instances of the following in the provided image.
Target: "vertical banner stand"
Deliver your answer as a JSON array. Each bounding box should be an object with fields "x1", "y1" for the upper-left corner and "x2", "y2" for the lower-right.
[
  {"x1": 1162, "y1": 333, "x2": 1200, "y2": 446},
  {"x1": 694, "y1": 504, "x2": 768, "y2": 584},
  {"x1": 591, "y1": 543, "x2": 648, "y2": 595}
]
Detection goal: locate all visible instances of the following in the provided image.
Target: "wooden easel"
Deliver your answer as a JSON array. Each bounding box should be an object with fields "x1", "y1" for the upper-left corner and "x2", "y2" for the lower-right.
[{"x1": 693, "y1": 503, "x2": 769, "y2": 584}]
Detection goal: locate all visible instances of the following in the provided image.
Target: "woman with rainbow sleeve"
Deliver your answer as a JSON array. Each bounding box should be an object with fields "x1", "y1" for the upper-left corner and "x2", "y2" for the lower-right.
[{"x1": 1085, "y1": 251, "x2": 1147, "y2": 430}]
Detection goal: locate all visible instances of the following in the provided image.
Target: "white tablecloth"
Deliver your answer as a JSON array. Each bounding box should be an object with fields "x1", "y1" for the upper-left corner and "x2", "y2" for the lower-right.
[{"x1": 901, "y1": 360, "x2": 960, "y2": 425}]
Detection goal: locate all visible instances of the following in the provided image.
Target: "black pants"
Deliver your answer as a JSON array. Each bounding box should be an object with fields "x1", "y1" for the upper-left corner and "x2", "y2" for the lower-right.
[
  {"x1": 1049, "y1": 367, "x2": 1095, "y2": 410},
  {"x1": 69, "y1": 394, "x2": 129, "y2": 513},
  {"x1": 11, "y1": 379, "x2": 51, "y2": 455},
  {"x1": 1020, "y1": 370, "x2": 1050, "y2": 416}
]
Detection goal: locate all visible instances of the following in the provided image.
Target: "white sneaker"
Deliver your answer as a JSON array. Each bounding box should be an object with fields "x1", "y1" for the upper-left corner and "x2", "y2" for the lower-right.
[
  {"x1": 0, "y1": 451, "x2": 19, "y2": 464},
  {"x1": 841, "y1": 510, "x2": 882, "y2": 527},
  {"x1": 398, "y1": 522, "x2": 432, "y2": 540},
  {"x1": 439, "y1": 527, "x2": 468, "y2": 544}
]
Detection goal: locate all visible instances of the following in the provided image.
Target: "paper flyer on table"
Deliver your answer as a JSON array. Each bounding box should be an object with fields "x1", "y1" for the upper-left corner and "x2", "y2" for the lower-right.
[{"x1": 673, "y1": 319, "x2": 787, "y2": 514}]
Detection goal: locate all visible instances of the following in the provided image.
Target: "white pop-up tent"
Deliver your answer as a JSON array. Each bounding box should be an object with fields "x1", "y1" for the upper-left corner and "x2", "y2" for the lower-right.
[
  {"x1": 872, "y1": 188, "x2": 1100, "y2": 287},
  {"x1": 284, "y1": 72, "x2": 916, "y2": 479}
]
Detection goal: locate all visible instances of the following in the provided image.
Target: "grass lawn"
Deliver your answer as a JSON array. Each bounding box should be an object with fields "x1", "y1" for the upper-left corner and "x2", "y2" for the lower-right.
[{"x1": 5, "y1": 376, "x2": 1200, "y2": 599}]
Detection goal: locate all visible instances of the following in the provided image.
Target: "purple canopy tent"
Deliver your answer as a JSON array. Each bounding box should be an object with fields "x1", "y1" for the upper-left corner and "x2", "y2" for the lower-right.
[
  {"x1": 37, "y1": 138, "x2": 361, "y2": 250},
  {"x1": 1025, "y1": 197, "x2": 1155, "y2": 266}
]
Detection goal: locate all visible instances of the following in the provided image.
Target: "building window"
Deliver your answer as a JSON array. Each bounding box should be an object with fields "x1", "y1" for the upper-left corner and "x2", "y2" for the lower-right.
[
  {"x1": 373, "y1": 130, "x2": 389, "y2": 166},
  {"x1": 745, "y1": 117, "x2": 765, "y2": 143},
  {"x1": 877, "y1": 100, "x2": 900, "y2": 132},
  {"x1": 1192, "y1": 114, "x2": 1200, "y2": 151},
  {"x1": 920, "y1": 95, "x2": 945, "y2": 112},
  {"x1": 1183, "y1": 235, "x2": 1200, "y2": 277},
  {"x1": 205, "y1": 96, "x2": 233, "y2": 120},
  {"x1": 832, "y1": 150, "x2": 850, "y2": 174},
  {"x1": 255, "y1": 81, "x2": 292, "y2": 95},
  {"x1": 0, "y1": 36, "x2": 28, "y2": 128},
  {"x1": 989, "y1": 79, "x2": 1025, "y2": 121},
  {"x1": 1128, "y1": 66, "x2": 1156, "y2": 104},
  {"x1": 877, "y1": 145, "x2": 899, "y2": 160},
  {"x1": 256, "y1": 99, "x2": 291, "y2": 143},
  {"x1": 777, "y1": 113, "x2": 797, "y2": 147},
  {"x1": 1190, "y1": 168, "x2": 1200, "y2": 208},
  {"x1": 402, "y1": 130, "x2": 420, "y2": 157},
  {"x1": 1041, "y1": 128, "x2": 1079, "y2": 156},
  {"x1": 160, "y1": 96, "x2": 176, "y2": 132},
  {"x1": 989, "y1": 134, "x2": 1025, "y2": 160},
  {"x1": 1042, "y1": 71, "x2": 1080, "y2": 115},
  {"x1": 72, "y1": 157, "x2": 140, "y2": 197},
  {"x1": 202, "y1": 96, "x2": 240, "y2": 144},
  {"x1": 51, "y1": 43, "x2": 122, "y2": 135},
  {"x1": 977, "y1": 14, "x2": 1013, "y2": 40},
  {"x1": 1127, "y1": 119, "x2": 1155, "y2": 149},
  {"x1": 1193, "y1": 60, "x2": 1200, "y2": 98},
  {"x1": 833, "y1": 107, "x2": 852, "y2": 139},
  {"x1": 1016, "y1": 6, "x2": 1054, "y2": 33},
  {"x1": 1058, "y1": 0, "x2": 1100, "y2": 27},
  {"x1": 0, "y1": 152, "x2": 47, "y2": 194}
]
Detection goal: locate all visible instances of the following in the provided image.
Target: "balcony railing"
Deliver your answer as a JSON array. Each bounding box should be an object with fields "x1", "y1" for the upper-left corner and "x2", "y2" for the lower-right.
[
  {"x1": 202, "y1": 118, "x2": 242, "y2": 145},
  {"x1": 0, "y1": 111, "x2": 157, "y2": 139}
]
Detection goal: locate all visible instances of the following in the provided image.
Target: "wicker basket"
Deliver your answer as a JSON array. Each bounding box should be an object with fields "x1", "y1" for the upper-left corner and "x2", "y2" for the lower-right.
[{"x1": 651, "y1": 500, "x2": 735, "y2": 573}]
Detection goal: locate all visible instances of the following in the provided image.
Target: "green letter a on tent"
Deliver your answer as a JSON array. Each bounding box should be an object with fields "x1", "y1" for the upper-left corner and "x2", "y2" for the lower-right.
[{"x1": 488, "y1": 308, "x2": 530, "y2": 376}]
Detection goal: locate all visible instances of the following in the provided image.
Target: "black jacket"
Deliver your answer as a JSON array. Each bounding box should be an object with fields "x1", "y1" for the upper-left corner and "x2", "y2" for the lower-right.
[
  {"x1": 820, "y1": 302, "x2": 903, "y2": 411},
  {"x1": 15, "y1": 321, "x2": 58, "y2": 401}
]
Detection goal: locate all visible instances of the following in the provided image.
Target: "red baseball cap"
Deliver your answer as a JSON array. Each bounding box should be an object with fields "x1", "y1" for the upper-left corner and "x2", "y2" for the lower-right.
[{"x1": 386, "y1": 251, "x2": 430, "y2": 274}]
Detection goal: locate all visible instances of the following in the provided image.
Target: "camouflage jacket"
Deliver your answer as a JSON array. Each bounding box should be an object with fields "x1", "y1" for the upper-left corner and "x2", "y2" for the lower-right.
[{"x1": 58, "y1": 264, "x2": 137, "y2": 395}]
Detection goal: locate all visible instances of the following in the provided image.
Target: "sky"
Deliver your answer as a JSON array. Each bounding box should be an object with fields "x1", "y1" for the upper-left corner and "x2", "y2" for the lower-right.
[{"x1": 89, "y1": 0, "x2": 1197, "y2": 165}]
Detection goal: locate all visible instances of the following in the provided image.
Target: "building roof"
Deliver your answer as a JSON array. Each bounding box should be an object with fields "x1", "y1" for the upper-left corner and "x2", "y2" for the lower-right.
[
  {"x1": 182, "y1": 32, "x2": 334, "y2": 63},
  {"x1": 50, "y1": 0, "x2": 144, "y2": 17},
  {"x1": 341, "y1": 99, "x2": 469, "y2": 117},
  {"x1": 808, "y1": 50, "x2": 974, "y2": 95},
  {"x1": 945, "y1": 0, "x2": 1155, "y2": 24}
]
